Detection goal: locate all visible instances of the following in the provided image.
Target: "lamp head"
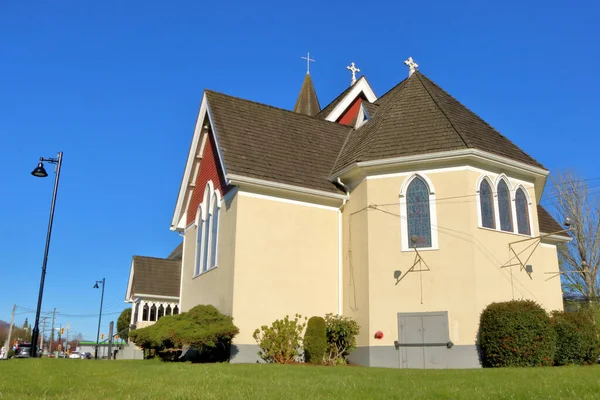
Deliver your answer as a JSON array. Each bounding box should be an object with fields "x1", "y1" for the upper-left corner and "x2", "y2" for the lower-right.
[
  {"x1": 31, "y1": 162, "x2": 48, "y2": 178},
  {"x1": 93, "y1": 282, "x2": 99, "y2": 289},
  {"x1": 564, "y1": 217, "x2": 573, "y2": 227}
]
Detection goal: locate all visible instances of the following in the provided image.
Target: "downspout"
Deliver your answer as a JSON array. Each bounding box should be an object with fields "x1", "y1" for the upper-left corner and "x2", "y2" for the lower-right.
[{"x1": 336, "y1": 178, "x2": 350, "y2": 315}]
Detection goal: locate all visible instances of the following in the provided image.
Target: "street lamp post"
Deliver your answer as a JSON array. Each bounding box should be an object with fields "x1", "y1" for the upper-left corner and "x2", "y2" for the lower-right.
[
  {"x1": 30, "y1": 152, "x2": 63, "y2": 358},
  {"x1": 94, "y1": 278, "x2": 105, "y2": 359}
]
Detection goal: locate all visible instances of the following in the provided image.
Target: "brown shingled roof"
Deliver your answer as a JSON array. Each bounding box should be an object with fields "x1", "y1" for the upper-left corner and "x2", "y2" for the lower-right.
[
  {"x1": 537, "y1": 205, "x2": 570, "y2": 238},
  {"x1": 206, "y1": 90, "x2": 352, "y2": 193},
  {"x1": 332, "y1": 71, "x2": 545, "y2": 174},
  {"x1": 131, "y1": 256, "x2": 181, "y2": 297}
]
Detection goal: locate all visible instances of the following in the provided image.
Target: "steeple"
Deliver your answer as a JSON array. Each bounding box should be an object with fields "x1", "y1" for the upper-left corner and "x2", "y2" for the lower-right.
[{"x1": 293, "y1": 72, "x2": 321, "y2": 116}]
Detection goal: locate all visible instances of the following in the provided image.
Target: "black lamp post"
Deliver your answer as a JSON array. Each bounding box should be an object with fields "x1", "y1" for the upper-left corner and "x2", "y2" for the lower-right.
[
  {"x1": 94, "y1": 278, "x2": 105, "y2": 359},
  {"x1": 30, "y1": 152, "x2": 63, "y2": 358}
]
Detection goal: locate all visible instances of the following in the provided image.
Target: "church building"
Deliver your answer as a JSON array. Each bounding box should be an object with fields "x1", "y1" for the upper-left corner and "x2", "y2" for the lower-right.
[{"x1": 169, "y1": 57, "x2": 569, "y2": 368}]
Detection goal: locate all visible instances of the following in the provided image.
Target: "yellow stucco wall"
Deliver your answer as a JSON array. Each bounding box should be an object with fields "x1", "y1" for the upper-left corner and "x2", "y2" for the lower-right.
[
  {"x1": 342, "y1": 179, "x2": 371, "y2": 346},
  {"x1": 345, "y1": 166, "x2": 564, "y2": 349},
  {"x1": 231, "y1": 192, "x2": 339, "y2": 344},
  {"x1": 179, "y1": 192, "x2": 238, "y2": 315}
]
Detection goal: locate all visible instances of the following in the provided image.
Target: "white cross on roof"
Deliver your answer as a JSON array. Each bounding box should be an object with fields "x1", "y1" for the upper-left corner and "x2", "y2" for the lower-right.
[
  {"x1": 346, "y1": 62, "x2": 360, "y2": 85},
  {"x1": 301, "y1": 52, "x2": 315, "y2": 74},
  {"x1": 404, "y1": 57, "x2": 419, "y2": 77}
]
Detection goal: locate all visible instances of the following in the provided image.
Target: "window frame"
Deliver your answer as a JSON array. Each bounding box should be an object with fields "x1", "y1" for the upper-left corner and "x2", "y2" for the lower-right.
[
  {"x1": 514, "y1": 186, "x2": 532, "y2": 235},
  {"x1": 496, "y1": 177, "x2": 514, "y2": 233},
  {"x1": 399, "y1": 173, "x2": 439, "y2": 252}
]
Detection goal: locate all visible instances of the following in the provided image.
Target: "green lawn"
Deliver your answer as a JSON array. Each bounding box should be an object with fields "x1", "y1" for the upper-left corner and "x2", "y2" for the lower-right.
[{"x1": 1, "y1": 359, "x2": 599, "y2": 400}]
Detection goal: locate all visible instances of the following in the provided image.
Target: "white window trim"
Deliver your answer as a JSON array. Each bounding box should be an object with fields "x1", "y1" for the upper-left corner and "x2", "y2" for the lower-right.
[
  {"x1": 399, "y1": 173, "x2": 439, "y2": 252},
  {"x1": 475, "y1": 174, "x2": 534, "y2": 238},
  {"x1": 475, "y1": 175, "x2": 496, "y2": 230},
  {"x1": 193, "y1": 181, "x2": 223, "y2": 278},
  {"x1": 514, "y1": 185, "x2": 534, "y2": 236},
  {"x1": 194, "y1": 204, "x2": 205, "y2": 277},
  {"x1": 494, "y1": 174, "x2": 514, "y2": 234},
  {"x1": 210, "y1": 190, "x2": 222, "y2": 269}
]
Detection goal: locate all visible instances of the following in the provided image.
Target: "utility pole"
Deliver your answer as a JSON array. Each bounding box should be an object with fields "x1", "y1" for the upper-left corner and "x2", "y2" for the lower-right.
[
  {"x1": 39, "y1": 316, "x2": 49, "y2": 354},
  {"x1": 108, "y1": 321, "x2": 114, "y2": 360},
  {"x1": 49, "y1": 308, "x2": 56, "y2": 353},
  {"x1": 2, "y1": 305, "x2": 16, "y2": 359},
  {"x1": 65, "y1": 323, "x2": 70, "y2": 355}
]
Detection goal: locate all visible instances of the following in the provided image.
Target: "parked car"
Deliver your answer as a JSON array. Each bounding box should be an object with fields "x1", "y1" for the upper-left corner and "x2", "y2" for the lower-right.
[
  {"x1": 14, "y1": 344, "x2": 32, "y2": 358},
  {"x1": 68, "y1": 352, "x2": 81, "y2": 359}
]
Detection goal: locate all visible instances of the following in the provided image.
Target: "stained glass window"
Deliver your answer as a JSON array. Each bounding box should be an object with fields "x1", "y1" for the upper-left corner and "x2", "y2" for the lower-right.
[
  {"x1": 406, "y1": 177, "x2": 432, "y2": 248},
  {"x1": 515, "y1": 188, "x2": 530, "y2": 235},
  {"x1": 497, "y1": 180, "x2": 513, "y2": 232},
  {"x1": 479, "y1": 179, "x2": 495, "y2": 229}
]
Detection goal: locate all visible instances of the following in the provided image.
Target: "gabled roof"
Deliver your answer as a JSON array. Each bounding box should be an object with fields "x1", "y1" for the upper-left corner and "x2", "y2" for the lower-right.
[
  {"x1": 129, "y1": 256, "x2": 181, "y2": 298},
  {"x1": 293, "y1": 73, "x2": 321, "y2": 116},
  {"x1": 206, "y1": 90, "x2": 352, "y2": 193},
  {"x1": 315, "y1": 76, "x2": 377, "y2": 121},
  {"x1": 316, "y1": 83, "x2": 356, "y2": 119},
  {"x1": 332, "y1": 71, "x2": 545, "y2": 174}
]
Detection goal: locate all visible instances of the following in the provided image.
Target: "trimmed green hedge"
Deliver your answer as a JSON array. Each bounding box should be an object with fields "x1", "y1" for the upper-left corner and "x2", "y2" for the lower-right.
[
  {"x1": 304, "y1": 316, "x2": 327, "y2": 364},
  {"x1": 479, "y1": 300, "x2": 556, "y2": 367},
  {"x1": 551, "y1": 310, "x2": 600, "y2": 365},
  {"x1": 129, "y1": 304, "x2": 239, "y2": 362}
]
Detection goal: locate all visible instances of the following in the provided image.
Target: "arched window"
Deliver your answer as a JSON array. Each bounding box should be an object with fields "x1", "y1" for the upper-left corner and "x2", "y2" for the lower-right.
[
  {"x1": 210, "y1": 192, "x2": 221, "y2": 269},
  {"x1": 515, "y1": 188, "x2": 530, "y2": 235},
  {"x1": 194, "y1": 182, "x2": 222, "y2": 275},
  {"x1": 173, "y1": 305, "x2": 179, "y2": 315},
  {"x1": 157, "y1": 304, "x2": 164, "y2": 320},
  {"x1": 195, "y1": 205, "x2": 205, "y2": 276},
  {"x1": 149, "y1": 304, "x2": 157, "y2": 321},
  {"x1": 142, "y1": 304, "x2": 149, "y2": 321},
  {"x1": 202, "y1": 192, "x2": 212, "y2": 273},
  {"x1": 497, "y1": 180, "x2": 513, "y2": 232},
  {"x1": 406, "y1": 177, "x2": 432, "y2": 248},
  {"x1": 479, "y1": 179, "x2": 495, "y2": 229},
  {"x1": 166, "y1": 305, "x2": 172, "y2": 316}
]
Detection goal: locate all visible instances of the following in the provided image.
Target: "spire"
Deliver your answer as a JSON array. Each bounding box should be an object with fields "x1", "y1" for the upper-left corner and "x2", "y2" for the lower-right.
[{"x1": 293, "y1": 72, "x2": 321, "y2": 116}]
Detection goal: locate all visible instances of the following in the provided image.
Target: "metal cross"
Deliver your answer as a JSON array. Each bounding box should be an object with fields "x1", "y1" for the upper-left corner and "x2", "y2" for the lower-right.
[
  {"x1": 301, "y1": 52, "x2": 315, "y2": 74},
  {"x1": 404, "y1": 57, "x2": 419, "y2": 77},
  {"x1": 346, "y1": 62, "x2": 360, "y2": 85}
]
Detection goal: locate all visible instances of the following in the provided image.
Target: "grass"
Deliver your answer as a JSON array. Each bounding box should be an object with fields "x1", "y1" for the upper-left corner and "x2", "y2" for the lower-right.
[{"x1": 1, "y1": 359, "x2": 599, "y2": 400}]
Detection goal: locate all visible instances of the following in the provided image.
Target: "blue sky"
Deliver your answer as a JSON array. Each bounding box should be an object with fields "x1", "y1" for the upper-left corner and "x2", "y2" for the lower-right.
[{"x1": 1, "y1": 0, "x2": 598, "y2": 339}]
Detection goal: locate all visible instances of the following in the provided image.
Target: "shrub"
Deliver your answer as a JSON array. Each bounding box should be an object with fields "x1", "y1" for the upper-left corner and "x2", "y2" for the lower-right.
[
  {"x1": 304, "y1": 316, "x2": 327, "y2": 364},
  {"x1": 129, "y1": 304, "x2": 239, "y2": 362},
  {"x1": 253, "y1": 314, "x2": 307, "y2": 364},
  {"x1": 7, "y1": 350, "x2": 15, "y2": 358},
  {"x1": 323, "y1": 314, "x2": 360, "y2": 365},
  {"x1": 117, "y1": 308, "x2": 132, "y2": 341},
  {"x1": 479, "y1": 300, "x2": 556, "y2": 367},
  {"x1": 551, "y1": 309, "x2": 600, "y2": 365}
]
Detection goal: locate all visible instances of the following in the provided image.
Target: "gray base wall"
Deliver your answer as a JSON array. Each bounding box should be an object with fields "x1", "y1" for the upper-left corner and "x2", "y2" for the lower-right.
[
  {"x1": 349, "y1": 345, "x2": 480, "y2": 369},
  {"x1": 230, "y1": 344, "x2": 262, "y2": 364}
]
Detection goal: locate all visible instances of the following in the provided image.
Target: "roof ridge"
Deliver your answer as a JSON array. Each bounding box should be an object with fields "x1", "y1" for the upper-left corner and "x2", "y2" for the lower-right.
[
  {"x1": 414, "y1": 72, "x2": 470, "y2": 149},
  {"x1": 359, "y1": 75, "x2": 415, "y2": 160},
  {"x1": 205, "y1": 89, "x2": 350, "y2": 130},
  {"x1": 415, "y1": 73, "x2": 545, "y2": 169}
]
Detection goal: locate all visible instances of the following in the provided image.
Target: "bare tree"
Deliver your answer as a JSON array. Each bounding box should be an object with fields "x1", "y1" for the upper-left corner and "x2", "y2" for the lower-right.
[{"x1": 551, "y1": 171, "x2": 600, "y2": 301}]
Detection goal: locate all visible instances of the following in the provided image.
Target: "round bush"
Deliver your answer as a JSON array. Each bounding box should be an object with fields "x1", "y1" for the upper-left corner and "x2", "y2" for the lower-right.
[
  {"x1": 304, "y1": 316, "x2": 327, "y2": 364},
  {"x1": 552, "y1": 310, "x2": 600, "y2": 365},
  {"x1": 479, "y1": 300, "x2": 556, "y2": 367}
]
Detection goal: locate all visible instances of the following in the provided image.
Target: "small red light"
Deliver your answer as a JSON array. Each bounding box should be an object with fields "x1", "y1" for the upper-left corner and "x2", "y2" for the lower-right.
[{"x1": 374, "y1": 331, "x2": 384, "y2": 339}]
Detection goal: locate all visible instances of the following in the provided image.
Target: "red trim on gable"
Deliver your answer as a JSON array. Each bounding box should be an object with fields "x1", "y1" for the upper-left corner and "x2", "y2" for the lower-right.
[
  {"x1": 186, "y1": 133, "x2": 229, "y2": 225},
  {"x1": 338, "y1": 97, "x2": 362, "y2": 125}
]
